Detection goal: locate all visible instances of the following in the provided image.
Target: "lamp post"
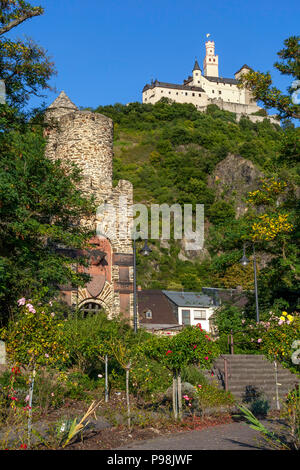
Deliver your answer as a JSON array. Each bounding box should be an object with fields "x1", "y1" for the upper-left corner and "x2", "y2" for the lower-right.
[
  {"x1": 133, "y1": 236, "x2": 152, "y2": 333},
  {"x1": 239, "y1": 242, "x2": 260, "y2": 323}
]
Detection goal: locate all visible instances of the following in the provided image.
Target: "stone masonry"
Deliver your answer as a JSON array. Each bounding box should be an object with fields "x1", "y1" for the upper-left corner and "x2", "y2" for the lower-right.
[{"x1": 45, "y1": 91, "x2": 134, "y2": 323}]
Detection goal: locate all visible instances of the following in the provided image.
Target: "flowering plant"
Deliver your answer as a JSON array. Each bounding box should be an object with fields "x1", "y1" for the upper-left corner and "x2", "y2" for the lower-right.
[
  {"x1": 1, "y1": 298, "x2": 68, "y2": 368},
  {"x1": 260, "y1": 311, "x2": 300, "y2": 374}
]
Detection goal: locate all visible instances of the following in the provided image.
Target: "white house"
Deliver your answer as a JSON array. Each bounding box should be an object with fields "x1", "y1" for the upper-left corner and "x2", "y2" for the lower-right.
[{"x1": 162, "y1": 290, "x2": 218, "y2": 332}]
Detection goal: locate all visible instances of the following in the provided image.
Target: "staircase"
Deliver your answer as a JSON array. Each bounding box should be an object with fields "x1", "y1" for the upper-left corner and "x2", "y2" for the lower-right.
[{"x1": 208, "y1": 355, "x2": 299, "y2": 409}]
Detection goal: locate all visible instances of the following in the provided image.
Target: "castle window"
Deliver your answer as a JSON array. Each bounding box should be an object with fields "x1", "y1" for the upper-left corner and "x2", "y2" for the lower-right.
[
  {"x1": 212, "y1": 90, "x2": 214, "y2": 93},
  {"x1": 185, "y1": 92, "x2": 188, "y2": 95},
  {"x1": 80, "y1": 302, "x2": 102, "y2": 317},
  {"x1": 192, "y1": 93, "x2": 195, "y2": 96},
  {"x1": 161, "y1": 90, "x2": 163, "y2": 93},
  {"x1": 198, "y1": 81, "x2": 200, "y2": 83},
  {"x1": 176, "y1": 92, "x2": 178, "y2": 95},
  {"x1": 199, "y1": 93, "x2": 201, "y2": 97},
  {"x1": 219, "y1": 91, "x2": 221, "y2": 94},
  {"x1": 169, "y1": 91, "x2": 171, "y2": 94}
]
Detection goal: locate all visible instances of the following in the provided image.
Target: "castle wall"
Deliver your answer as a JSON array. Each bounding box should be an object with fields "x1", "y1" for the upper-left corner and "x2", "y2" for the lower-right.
[
  {"x1": 45, "y1": 94, "x2": 134, "y2": 324},
  {"x1": 209, "y1": 97, "x2": 260, "y2": 114},
  {"x1": 143, "y1": 86, "x2": 209, "y2": 109},
  {"x1": 45, "y1": 111, "x2": 113, "y2": 201}
]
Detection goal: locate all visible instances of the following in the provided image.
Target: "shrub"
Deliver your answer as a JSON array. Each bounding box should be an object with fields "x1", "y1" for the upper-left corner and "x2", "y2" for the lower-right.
[
  {"x1": 194, "y1": 383, "x2": 235, "y2": 410},
  {"x1": 181, "y1": 365, "x2": 208, "y2": 386},
  {"x1": 62, "y1": 311, "x2": 131, "y2": 373},
  {"x1": 1, "y1": 298, "x2": 68, "y2": 368},
  {"x1": 261, "y1": 312, "x2": 300, "y2": 374}
]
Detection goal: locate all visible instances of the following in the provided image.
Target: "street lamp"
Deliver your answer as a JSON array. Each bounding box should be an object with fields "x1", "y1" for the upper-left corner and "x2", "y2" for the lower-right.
[
  {"x1": 133, "y1": 236, "x2": 152, "y2": 333},
  {"x1": 239, "y1": 242, "x2": 260, "y2": 323}
]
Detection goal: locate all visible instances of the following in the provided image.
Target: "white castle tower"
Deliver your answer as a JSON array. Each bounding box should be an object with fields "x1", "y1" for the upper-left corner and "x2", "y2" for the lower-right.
[{"x1": 203, "y1": 40, "x2": 219, "y2": 77}]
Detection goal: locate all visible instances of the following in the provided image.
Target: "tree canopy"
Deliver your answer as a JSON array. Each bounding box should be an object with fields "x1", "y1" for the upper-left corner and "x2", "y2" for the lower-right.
[
  {"x1": 0, "y1": 3, "x2": 94, "y2": 323},
  {"x1": 0, "y1": 1, "x2": 55, "y2": 107},
  {"x1": 238, "y1": 36, "x2": 300, "y2": 120}
]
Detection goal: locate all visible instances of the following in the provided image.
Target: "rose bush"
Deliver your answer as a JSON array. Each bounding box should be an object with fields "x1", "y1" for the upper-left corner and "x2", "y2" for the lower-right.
[
  {"x1": 260, "y1": 311, "x2": 300, "y2": 374},
  {"x1": 1, "y1": 298, "x2": 68, "y2": 368}
]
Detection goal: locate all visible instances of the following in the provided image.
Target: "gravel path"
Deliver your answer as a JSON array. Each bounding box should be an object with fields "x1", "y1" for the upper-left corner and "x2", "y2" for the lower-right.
[{"x1": 115, "y1": 421, "x2": 273, "y2": 450}]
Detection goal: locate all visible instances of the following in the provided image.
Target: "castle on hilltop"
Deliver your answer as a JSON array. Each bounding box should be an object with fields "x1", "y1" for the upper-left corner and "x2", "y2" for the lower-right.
[{"x1": 142, "y1": 39, "x2": 277, "y2": 124}]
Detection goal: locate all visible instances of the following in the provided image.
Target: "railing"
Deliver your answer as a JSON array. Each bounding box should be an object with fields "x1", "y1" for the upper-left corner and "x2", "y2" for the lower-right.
[
  {"x1": 227, "y1": 328, "x2": 259, "y2": 355},
  {"x1": 215, "y1": 354, "x2": 230, "y2": 392}
]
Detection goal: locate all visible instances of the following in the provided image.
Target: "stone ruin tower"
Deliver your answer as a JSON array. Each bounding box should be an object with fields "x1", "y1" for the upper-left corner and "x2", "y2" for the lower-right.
[{"x1": 45, "y1": 91, "x2": 134, "y2": 322}]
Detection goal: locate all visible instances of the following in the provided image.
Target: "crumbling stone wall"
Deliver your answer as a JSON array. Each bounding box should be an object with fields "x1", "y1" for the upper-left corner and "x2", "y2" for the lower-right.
[{"x1": 45, "y1": 92, "x2": 134, "y2": 322}]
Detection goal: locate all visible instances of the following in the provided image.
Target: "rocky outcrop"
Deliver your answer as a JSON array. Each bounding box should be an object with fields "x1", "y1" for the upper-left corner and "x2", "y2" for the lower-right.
[{"x1": 208, "y1": 154, "x2": 264, "y2": 217}]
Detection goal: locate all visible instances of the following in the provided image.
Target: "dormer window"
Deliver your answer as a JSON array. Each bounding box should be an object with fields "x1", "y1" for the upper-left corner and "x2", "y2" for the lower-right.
[{"x1": 145, "y1": 309, "x2": 152, "y2": 319}]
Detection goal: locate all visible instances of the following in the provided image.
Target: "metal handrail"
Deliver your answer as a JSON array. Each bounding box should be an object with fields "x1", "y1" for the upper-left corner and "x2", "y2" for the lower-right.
[{"x1": 216, "y1": 354, "x2": 230, "y2": 392}]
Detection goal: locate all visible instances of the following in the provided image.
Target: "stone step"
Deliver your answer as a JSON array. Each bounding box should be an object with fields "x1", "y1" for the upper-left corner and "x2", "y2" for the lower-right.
[
  {"x1": 214, "y1": 367, "x2": 297, "y2": 376},
  {"x1": 228, "y1": 381, "x2": 296, "y2": 390},
  {"x1": 214, "y1": 359, "x2": 273, "y2": 366},
  {"x1": 211, "y1": 354, "x2": 299, "y2": 407},
  {"x1": 228, "y1": 377, "x2": 296, "y2": 387},
  {"x1": 217, "y1": 355, "x2": 266, "y2": 359}
]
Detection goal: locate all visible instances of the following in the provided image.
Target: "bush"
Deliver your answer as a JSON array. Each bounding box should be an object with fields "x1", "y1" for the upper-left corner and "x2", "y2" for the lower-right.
[
  {"x1": 1, "y1": 298, "x2": 68, "y2": 368},
  {"x1": 181, "y1": 365, "x2": 208, "y2": 386},
  {"x1": 194, "y1": 383, "x2": 235, "y2": 411},
  {"x1": 261, "y1": 312, "x2": 300, "y2": 374},
  {"x1": 62, "y1": 311, "x2": 131, "y2": 373}
]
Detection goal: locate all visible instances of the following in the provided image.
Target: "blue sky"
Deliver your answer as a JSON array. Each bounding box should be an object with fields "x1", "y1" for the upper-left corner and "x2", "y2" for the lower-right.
[{"x1": 7, "y1": 0, "x2": 300, "y2": 110}]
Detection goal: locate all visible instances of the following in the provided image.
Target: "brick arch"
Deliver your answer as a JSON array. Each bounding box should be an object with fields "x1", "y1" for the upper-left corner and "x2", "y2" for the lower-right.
[{"x1": 77, "y1": 280, "x2": 114, "y2": 315}]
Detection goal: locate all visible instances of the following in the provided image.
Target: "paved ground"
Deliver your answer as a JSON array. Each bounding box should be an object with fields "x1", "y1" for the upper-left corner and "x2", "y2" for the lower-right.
[{"x1": 115, "y1": 421, "x2": 273, "y2": 450}]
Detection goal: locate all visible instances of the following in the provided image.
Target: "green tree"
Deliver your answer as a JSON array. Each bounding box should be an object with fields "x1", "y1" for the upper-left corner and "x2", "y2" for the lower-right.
[
  {"x1": 0, "y1": 116, "x2": 95, "y2": 322},
  {"x1": 0, "y1": 1, "x2": 55, "y2": 107},
  {"x1": 0, "y1": 3, "x2": 94, "y2": 322},
  {"x1": 238, "y1": 36, "x2": 300, "y2": 120}
]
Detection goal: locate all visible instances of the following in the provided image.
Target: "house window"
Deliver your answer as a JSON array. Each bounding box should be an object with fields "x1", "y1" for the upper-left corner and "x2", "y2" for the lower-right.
[
  {"x1": 145, "y1": 309, "x2": 152, "y2": 319},
  {"x1": 194, "y1": 310, "x2": 206, "y2": 320},
  {"x1": 182, "y1": 309, "x2": 191, "y2": 325}
]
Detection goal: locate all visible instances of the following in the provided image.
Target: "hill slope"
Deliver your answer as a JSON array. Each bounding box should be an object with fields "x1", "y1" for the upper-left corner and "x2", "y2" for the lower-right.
[{"x1": 94, "y1": 100, "x2": 300, "y2": 315}]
